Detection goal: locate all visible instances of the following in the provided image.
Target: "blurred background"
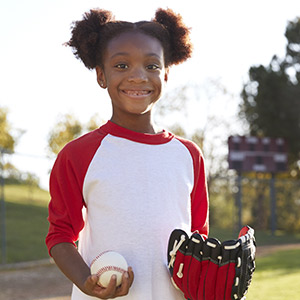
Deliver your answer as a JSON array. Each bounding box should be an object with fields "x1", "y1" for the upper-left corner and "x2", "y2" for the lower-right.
[{"x1": 0, "y1": 0, "x2": 300, "y2": 299}]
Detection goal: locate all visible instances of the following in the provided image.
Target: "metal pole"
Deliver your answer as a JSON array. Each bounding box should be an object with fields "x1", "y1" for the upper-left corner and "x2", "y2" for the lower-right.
[
  {"x1": 270, "y1": 173, "x2": 276, "y2": 236},
  {"x1": 0, "y1": 149, "x2": 6, "y2": 264}
]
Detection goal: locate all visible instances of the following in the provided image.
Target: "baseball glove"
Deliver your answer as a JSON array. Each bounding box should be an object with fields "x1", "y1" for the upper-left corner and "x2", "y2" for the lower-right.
[{"x1": 167, "y1": 226, "x2": 256, "y2": 300}]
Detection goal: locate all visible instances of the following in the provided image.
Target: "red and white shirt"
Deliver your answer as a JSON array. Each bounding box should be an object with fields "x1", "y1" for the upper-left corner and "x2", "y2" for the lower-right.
[{"x1": 46, "y1": 121, "x2": 209, "y2": 300}]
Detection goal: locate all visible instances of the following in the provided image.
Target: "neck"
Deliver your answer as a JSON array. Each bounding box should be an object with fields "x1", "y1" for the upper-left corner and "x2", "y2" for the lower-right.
[{"x1": 110, "y1": 113, "x2": 159, "y2": 134}]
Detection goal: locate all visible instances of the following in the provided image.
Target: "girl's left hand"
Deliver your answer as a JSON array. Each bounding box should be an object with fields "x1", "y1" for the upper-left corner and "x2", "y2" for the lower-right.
[{"x1": 83, "y1": 267, "x2": 134, "y2": 299}]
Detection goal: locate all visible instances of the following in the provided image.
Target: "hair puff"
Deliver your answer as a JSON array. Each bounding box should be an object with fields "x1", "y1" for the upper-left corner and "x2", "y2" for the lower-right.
[
  {"x1": 153, "y1": 8, "x2": 193, "y2": 66},
  {"x1": 67, "y1": 9, "x2": 115, "y2": 69}
]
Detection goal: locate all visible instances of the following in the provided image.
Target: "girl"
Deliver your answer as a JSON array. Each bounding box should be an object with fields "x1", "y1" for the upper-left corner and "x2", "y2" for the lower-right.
[{"x1": 46, "y1": 8, "x2": 209, "y2": 300}]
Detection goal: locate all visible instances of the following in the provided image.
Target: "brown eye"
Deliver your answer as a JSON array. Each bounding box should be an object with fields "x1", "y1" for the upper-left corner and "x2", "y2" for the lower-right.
[
  {"x1": 115, "y1": 63, "x2": 128, "y2": 69},
  {"x1": 146, "y1": 64, "x2": 160, "y2": 70}
]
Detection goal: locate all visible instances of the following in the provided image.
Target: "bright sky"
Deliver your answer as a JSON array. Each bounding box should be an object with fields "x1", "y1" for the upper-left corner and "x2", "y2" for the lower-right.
[{"x1": 1, "y1": 0, "x2": 299, "y2": 189}]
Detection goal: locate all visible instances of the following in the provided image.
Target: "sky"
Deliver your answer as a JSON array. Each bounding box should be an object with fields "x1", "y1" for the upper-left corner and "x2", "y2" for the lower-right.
[{"x1": 1, "y1": 0, "x2": 299, "y2": 189}]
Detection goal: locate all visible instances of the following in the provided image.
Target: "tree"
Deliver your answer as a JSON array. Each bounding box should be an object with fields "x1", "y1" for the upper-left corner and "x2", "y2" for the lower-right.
[
  {"x1": 240, "y1": 17, "x2": 300, "y2": 175},
  {"x1": 86, "y1": 114, "x2": 105, "y2": 132},
  {"x1": 47, "y1": 113, "x2": 105, "y2": 156},
  {"x1": 48, "y1": 114, "x2": 83, "y2": 156},
  {"x1": 0, "y1": 107, "x2": 15, "y2": 153}
]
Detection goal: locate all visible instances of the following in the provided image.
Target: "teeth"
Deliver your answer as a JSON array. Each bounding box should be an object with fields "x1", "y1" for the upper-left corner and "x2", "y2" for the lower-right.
[{"x1": 124, "y1": 90, "x2": 150, "y2": 96}]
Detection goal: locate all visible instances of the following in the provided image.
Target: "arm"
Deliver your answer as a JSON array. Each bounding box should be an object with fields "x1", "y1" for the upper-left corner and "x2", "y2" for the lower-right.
[
  {"x1": 46, "y1": 138, "x2": 134, "y2": 298},
  {"x1": 50, "y1": 242, "x2": 134, "y2": 299}
]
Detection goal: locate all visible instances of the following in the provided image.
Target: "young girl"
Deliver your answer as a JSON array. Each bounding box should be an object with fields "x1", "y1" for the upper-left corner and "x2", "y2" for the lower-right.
[{"x1": 46, "y1": 8, "x2": 209, "y2": 300}]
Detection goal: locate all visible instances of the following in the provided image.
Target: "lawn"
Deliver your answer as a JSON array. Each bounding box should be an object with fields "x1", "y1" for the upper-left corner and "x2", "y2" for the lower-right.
[
  {"x1": 0, "y1": 184, "x2": 50, "y2": 263},
  {"x1": 1, "y1": 183, "x2": 300, "y2": 269},
  {"x1": 247, "y1": 249, "x2": 300, "y2": 300}
]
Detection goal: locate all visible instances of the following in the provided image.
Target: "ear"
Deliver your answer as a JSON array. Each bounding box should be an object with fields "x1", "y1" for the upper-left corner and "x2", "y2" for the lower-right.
[
  {"x1": 96, "y1": 66, "x2": 107, "y2": 89},
  {"x1": 164, "y1": 67, "x2": 169, "y2": 82}
]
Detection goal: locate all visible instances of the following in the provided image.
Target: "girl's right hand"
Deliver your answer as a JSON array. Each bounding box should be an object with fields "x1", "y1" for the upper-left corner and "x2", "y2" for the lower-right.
[{"x1": 83, "y1": 267, "x2": 134, "y2": 299}]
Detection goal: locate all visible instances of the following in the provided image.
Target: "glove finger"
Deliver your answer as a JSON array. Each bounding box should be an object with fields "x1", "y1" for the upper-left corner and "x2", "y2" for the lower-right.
[
  {"x1": 215, "y1": 239, "x2": 239, "y2": 300},
  {"x1": 196, "y1": 237, "x2": 218, "y2": 300},
  {"x1": 233, "y1": 226, "x2": 256, "y2": 300},
  {"x1": 168, "y1": 229, "x2": 189, "y2": 275},
  {"x1": 204, "y1": 238, "x2": 221, "y2": 300},
  {"x1": 168, "y1": 229, "x2": 189, "y2": 293},
  {"x1": 187, "y1": 233, "x2": 206, "y2": 300},
  {"x1": 224, "y1": 240, "x2": 240, "y2": 300},
  {"x1": 215, "y1": 241, "x2": 230, "y2": 300},
  {"x1": 180, "y1": 232, "x2": 205, "y2": 300}
]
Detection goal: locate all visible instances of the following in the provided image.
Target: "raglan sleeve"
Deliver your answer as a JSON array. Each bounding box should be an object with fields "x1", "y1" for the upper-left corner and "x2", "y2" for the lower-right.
[
  {"x1": 177, "y1": 137, "x2": 209, "y2": 237},
  {"x1": 190, "y1": 148, "x2": 209, "y2": 237},
  {"x1": 45, "y1": 146, "x2": 86, "y2": 255}
]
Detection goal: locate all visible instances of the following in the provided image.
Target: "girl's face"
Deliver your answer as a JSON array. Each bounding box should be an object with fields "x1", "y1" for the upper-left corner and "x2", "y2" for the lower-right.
[{"x1": 96, "y1": 31, "x2": 168, "y2": 128}]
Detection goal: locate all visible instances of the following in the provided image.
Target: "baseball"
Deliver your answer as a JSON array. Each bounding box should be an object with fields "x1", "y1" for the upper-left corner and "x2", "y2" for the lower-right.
[{"x1": 90, "y1": 251, "x2": 128, "y2": 288}]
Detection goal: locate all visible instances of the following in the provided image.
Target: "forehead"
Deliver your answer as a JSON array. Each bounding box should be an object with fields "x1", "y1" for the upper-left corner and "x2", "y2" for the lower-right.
[{"x1": 105, "y1": 31, "x2": 164, "y2": 59}]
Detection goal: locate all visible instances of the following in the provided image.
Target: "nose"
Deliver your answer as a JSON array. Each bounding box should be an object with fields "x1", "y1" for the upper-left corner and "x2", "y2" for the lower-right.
[{"x1": 128, "y1": 67, "x2": 148, "y2": 83}]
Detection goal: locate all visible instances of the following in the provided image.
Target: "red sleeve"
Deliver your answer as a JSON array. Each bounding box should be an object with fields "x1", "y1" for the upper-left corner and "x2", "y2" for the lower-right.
[
  {"x1": 176, "y1": 137, "x2": 209, "y2": 237},
  {"x1": 45, "y1": 129, "x2": 106, "y2": 255}
]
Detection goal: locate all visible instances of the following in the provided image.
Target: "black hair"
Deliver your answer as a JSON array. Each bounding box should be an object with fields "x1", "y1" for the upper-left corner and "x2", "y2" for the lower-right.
[{"x1": 67, "y1": 8, "x2": 193, "y2": 69}]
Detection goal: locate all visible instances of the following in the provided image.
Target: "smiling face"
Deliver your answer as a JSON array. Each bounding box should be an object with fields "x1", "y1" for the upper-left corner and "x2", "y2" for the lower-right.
[{"x1": 96, "y1": 31, "x2": 168, "y2": 131}]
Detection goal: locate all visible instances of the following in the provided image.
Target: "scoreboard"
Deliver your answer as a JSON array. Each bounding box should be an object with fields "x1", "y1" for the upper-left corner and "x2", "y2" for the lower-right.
[{"x1": 228, "y1": 136, "x2": 288, "y2": 173}]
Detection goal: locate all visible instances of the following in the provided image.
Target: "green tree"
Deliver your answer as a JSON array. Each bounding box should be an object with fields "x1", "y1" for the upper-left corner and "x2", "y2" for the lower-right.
[
  {"x1": 48, "y1": 114, "x2": 83, "y2": 156},
  {"x1": 86, "y1": 113, "x2": 105, "y2": 132},
  {"x1": 47, "y1": 113, "x2": 105, "y2": 156},
  {"x1": 240, "y1": 17, "x2": 300, "y2": 174},
  {"x1": 0, "y1": 107, "x2": 15, "y2": 152}
]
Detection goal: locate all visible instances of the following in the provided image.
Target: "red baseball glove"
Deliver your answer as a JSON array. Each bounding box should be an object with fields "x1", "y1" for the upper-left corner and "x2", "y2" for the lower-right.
[{"x1": 167, "y1": 226, "x2": 256, "y2": 300}]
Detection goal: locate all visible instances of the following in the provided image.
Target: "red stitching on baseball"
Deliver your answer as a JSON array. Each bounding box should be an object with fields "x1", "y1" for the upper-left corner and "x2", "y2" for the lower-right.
[
  {"x1": 90, "y1": 250, "x2": 113, "y2": 267},
  {"x1": 96, "y1": 265, "x2": 126, "y2": 278}
]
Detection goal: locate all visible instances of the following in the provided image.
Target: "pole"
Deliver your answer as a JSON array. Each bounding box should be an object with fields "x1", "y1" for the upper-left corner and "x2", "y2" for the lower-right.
[
  {"x1": 236, "y1": 172, "x2": 242, "y2": 231},
  {"x1": 0, "y1": 149, "x2": 6, "y2": 264},
  {"x1": 270, "y1": 173, "x2": 277, "y2": 236}
]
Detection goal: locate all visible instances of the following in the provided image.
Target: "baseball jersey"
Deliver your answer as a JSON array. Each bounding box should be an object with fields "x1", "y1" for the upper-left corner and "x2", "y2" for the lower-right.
[{"x1": 46, "y1": 120, "x2": 209, "y2": 300}]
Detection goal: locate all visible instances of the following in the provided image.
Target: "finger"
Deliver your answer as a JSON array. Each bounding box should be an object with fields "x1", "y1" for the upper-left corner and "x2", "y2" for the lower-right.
[
  {"x1": 115, "y1": 271, "x2": 130, "y2": 296},
  {"x1": 84, "y1": 275, "x2": 101, "y2": 291},
  {"x1": 83, "y1": 275, "x2": 106, "y2": 298},
  {"x1": 127, "y1": 267, "x2": 134, "y2": 287},
  {"x1": 115, "y1": 267, "x2": 134, "y2": 296},
  {"x1": 100, "y1": 274, "x2": 118, "y2": 298}
]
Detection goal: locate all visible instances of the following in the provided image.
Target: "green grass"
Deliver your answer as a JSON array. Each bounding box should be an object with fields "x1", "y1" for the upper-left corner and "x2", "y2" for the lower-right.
[
  {"x1": 209, "y1": 227, "x2": 300, "y2": 246},
  {"x1": 0, "y1": 184, "x2": 50, "y2": 263},
  {"x1": 247, "y1": 249, "x2": 300, "y2": 300},
  {"x1": 1, "y1": 184, "x2": 300, "y2": 265}
]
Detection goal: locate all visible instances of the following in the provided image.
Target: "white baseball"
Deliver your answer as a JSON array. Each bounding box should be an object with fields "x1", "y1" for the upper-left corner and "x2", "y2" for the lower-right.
[{"x1": 90, "y1": 251, "x2": 128, "y2": 288}]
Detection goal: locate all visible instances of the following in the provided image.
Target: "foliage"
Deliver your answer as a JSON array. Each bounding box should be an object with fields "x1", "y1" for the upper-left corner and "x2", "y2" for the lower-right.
[
  {"x1": 240, "y1": 17, "x2": 300, "y2": 175},
  {"x1": 86, "y1": 113, "x2": 103, "y2": 131},
  {"x1": 3, "y1": 162, "x2": 40, "y2": 186},
  {"x1": 47, "y1": 114, "x2": 82, "y2": 156},
  {"x1": 0, "y1": 107, "x2": 15, "y2": 153},
  {"x1": 47, "y1": 113, "x2": 104, "y2": 156},
  {"x1": 240, "y1": 176, "x2": 300, "y2": 232}
]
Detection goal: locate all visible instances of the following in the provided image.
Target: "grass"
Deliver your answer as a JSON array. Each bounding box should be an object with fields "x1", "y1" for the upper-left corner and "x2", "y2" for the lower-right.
[
  {"x1": 0, "y1": 184, "x2": 50, "y2": 263},
  {"x1": 246, "y1": 249, "x2": 300, "y2": 300},
  {"x1": 1, "y1": 184, "x2": 300, "y2": 265},
  {"x1": 209, "y1": 227, "x2": 300, "y2": 246}
]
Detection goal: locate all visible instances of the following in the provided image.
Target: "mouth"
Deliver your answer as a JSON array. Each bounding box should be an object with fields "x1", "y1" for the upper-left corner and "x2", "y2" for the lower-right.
[{"x1": 122, "y1": 90, "x2": 152, "y2": 97}]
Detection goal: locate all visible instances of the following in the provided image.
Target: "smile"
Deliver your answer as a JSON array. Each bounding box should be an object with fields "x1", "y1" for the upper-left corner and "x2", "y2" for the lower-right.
[{"x1": 122, "y1": 90, "x2": 152, "y2": 97}]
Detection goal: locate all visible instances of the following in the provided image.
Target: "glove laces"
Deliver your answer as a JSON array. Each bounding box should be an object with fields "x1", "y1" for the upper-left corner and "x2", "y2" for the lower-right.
[{"x1": 168, "y1": 234, "x2": 186, "y2": 268}]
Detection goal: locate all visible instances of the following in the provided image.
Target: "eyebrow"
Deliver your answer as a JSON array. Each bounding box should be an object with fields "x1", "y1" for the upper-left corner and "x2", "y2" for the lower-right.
[{"x1": 109, "y1": 52, "x2": 162, "y2": 60}]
